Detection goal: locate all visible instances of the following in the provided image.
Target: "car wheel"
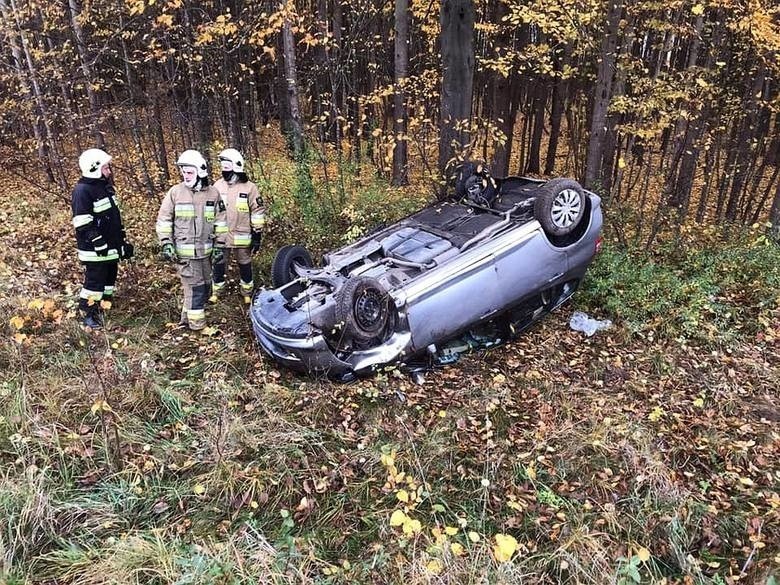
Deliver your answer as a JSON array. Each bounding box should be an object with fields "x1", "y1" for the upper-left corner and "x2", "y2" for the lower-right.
[
  {"x1": 335, "y1": 276, "x2": 391, "y2": 344},
  {"x1": 271, "y1": 245, "x2": 314, "y2": 288},
  {"x1": 534, "y1": 178, "x2": 585, "y2": 237}
]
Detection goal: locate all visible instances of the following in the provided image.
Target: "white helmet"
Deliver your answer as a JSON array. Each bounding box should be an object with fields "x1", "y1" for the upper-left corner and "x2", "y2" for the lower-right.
[
  {"x1": 218, "y1": 148, "x2": 245, "y2": 173},
  {"x1": 78, "y1": 148, "x2": 112, "y2": 179},
  {"x1": 176, "y1": 150, "x2": 208, "y2": 178}
]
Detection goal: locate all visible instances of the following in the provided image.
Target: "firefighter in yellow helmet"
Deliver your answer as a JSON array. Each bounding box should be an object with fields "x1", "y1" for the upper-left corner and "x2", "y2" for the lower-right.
[
  {"x1": 210, "y1": 148, "x2": 266, "y2": 304},
  {"x1": 155, "y1": 150, "x2": 226, "y2": 330}
]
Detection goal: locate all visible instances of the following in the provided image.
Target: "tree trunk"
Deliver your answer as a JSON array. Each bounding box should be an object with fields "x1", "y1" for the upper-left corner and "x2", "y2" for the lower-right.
[
  {"x1": 769, "y1": 176, "x2": 780, "y2": 240},
  {"x1": 725, "y1": 65, "x2": 765, "y2": 222},
  {"x1": 584, "y1": 0, "x2": 623, "y2": 190},
  {"x1": 438, "y1": 0, "x2": 475, "y2": 195},
  {"x1": 391, "y1": 0, "x2": 409, "y2": 186},
  {"x1": 545, "y1": 51, "x2": 568, "y2": 175},
  {"x1": 282, "y1": 16, "x2": 304, "y2": 156},
  {"x1": 490, "y1": 72, "x2": 520, "y2": 177},
  {"x1": 525, "y1": 81, "x2": 547, "y2": 174},
  {"x1": 66, "y1": 0, "x2": 104, "y2": 147},
  {"x1": 5, "y1": 0, "x2": 63, "y2": 187}
]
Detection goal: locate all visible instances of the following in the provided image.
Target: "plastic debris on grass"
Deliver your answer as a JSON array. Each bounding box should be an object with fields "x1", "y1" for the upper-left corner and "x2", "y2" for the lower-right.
[{"x1": 569, "y1": 311, "x2": 612, "y2": 337}]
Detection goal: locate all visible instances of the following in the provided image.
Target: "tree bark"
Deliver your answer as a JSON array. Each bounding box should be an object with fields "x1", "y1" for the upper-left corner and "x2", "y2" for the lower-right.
[
  {"x1": 4, "y1": 0, "x2": 63, "y2": 186},
  {"x1": 584, "y1": 0, "x2": 623, "y2": 190},
  {"x1": 66, "y1": 0, "x2": 104, "y2": 147},
  {"x1": 282, "y1": 16, "x2": 304, "y2": 156},
  {"x1": 392, "y1": 0, "x2": 409, "y2": 186},
  {"x1": 770, "y1": 176, "x2": 780, "y2": 240},
  {"x1": 524, "y1": 82, "x2": 545, "y2": 174},
  {"x1": 438, "y1": 0, "x2": 475, "y2": 196},
  {"x1": 545, "y1": 51, "x2": 568, "y2": 175}
]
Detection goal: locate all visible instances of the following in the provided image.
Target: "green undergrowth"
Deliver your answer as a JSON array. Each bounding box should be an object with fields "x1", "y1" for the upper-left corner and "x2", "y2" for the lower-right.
[
  {"x1": 0, "y1": 168, "x2": 778, "y2": 583},
  {"x1": 580, "y1": 226, "x2": 780, "y2": 346}
]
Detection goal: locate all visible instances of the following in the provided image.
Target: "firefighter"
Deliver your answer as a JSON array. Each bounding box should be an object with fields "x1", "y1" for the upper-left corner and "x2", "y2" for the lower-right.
[
  {"x1": 210, "y1": 148, "x2": 266, "y2": 304},
  {"x1": 156, "y1": 150, "x2": 225, "y2": 330},
  {"x1": 71, "y1": 148, "x2": 134, "y2": 329}
]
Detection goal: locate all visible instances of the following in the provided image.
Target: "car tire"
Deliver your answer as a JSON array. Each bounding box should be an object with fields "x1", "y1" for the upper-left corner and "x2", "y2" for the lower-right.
[
  {"x1": 534, "y1": 178, "x2": 585, "y2": 237},
  {"x1": 335, "y1": 276, "x2": 390, "y2": 344},
  {"x1": 271, "y1": 245, "x2": 314, "y2": 288}
]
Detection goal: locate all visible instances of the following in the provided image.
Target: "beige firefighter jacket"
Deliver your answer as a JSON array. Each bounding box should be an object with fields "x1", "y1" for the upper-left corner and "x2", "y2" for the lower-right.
[
  {"x1": 155, "y1": 183, "x2": 225, "y2": 260},
  {"x1": 213, "y1": 178, "x2": 265, "y2": 248}
]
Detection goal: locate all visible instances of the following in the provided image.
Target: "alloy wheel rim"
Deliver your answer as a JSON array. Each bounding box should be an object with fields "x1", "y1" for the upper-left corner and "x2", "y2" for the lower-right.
[{"x1": 551, "y1": 189, "x2": 582, "y2": 228}]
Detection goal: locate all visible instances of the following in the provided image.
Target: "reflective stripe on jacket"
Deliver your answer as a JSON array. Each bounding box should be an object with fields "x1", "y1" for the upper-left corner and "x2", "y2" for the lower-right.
[
  {"x1": 156, "y1": 183, "x2": 224, "y2": 259},
  {"x1": 71, "y1": 177, "x2": 124, "y2": 263},
  {"x1": 213, "y1": 178, "x2": 265, "y2": 248}
]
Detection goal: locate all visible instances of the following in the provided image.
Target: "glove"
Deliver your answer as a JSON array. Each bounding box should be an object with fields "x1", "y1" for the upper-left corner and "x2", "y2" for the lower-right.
[
  {"x1": 212, "y1": 246, "x2": 225, "y2": 264},
  {"x1": 92, "y1": 234, "x2": 109, "y2": 257},
  {"x1": 161, "y1": 243, "x2": 178, "y2": 262},
  {"x1": 120, "y1": 241, "x2": 134, "y2": 260},
  {"x1": 250, "y1": 231, "x2": 262, "y2": 254}
]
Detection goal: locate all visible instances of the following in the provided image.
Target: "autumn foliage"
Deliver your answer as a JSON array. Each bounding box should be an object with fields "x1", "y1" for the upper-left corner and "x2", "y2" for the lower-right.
[{"x1": 1, "y1": 0, "x2": 779, "y2": 583}]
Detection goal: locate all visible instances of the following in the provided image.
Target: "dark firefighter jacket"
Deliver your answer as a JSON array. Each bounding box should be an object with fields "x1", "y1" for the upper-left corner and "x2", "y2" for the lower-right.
[{"x1": 71, "y1": 177, "x2": 125, "y2": 262}]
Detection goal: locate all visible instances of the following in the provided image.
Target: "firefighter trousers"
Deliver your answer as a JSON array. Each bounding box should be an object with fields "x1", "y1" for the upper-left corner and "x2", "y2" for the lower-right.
[
  {"x1": 177, "y1": 258, "x2": 212, "y2": 330},
  {"x1": 212, "y1": 247, "x2": 254, "y2": 296},
  {"x1": 79, "y1": 260, "x2": 119, "y2": 315}
]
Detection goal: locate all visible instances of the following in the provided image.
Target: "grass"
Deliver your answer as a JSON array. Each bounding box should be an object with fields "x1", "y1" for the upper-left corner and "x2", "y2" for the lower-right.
[{"x1": 0, "y1": 155, "x2": 778, "y2": 584}]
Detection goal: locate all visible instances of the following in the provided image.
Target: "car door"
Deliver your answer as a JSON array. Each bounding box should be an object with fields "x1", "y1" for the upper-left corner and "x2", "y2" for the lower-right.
[
  {"x1": 403, "y1": 248, "x2": 502, "y2": 352},
  {"x1": 492, "y1": 224, "x2": 569, "y2": 308}
]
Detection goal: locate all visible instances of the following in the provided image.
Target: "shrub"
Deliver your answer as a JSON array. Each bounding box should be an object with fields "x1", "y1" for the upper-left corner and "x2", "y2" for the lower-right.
[{"x1": 580, "y1": 234, "x2": 779, "y2": 345}]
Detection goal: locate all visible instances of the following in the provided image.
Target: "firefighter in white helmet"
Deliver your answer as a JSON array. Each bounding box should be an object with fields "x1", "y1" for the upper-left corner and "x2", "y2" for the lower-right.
[
  {"x1": 155, "y1": 150, "x2": 226, "y2": 330},
  {"x1": 210, "y1": 148, "x2": 266, "y2": 304},
  {"x1": 71, "y1": 148, "x2": 134, "y2": 329}
]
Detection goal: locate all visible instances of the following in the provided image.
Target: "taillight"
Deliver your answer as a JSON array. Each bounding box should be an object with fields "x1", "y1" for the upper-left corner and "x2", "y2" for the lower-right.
[{"x1": 595, "y1": 236, "x2": 603, "y2": 253}]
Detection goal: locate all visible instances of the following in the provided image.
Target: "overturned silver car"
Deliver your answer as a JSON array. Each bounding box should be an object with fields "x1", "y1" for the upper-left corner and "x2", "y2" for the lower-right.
[{"x1": 250, "y1": 163, "x2": 603, "y2": 380}]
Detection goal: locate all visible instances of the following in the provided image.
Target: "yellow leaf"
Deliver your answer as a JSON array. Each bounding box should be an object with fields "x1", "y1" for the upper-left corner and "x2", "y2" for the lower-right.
[
  {"x1": 693, "y1": 397, "x2": 704, "y2": 408},
  {"x1": 444, "y1": 526, "x2": 458, "y2": 536},
  {"x1": 13, "y1": 333, "x2": 28, "y2": 344},
  {"x1": 10, "y1": 315, "x2": 25, "y2": 330},
  {"x1": 468, "y1": 531, "x2": 481, "y2": 542},
  {"x1": 739, "y1": 477, "x2": 754, "y2": 486},
  {"x1": 193, "y1": 483, "x2": 206, "y2": 495},
  {"x1": 526, "y1": 464, "x2": 537, "y2": 480},
  {"x1": 402, "y1": 517, "x2": 422, "y2": 535},
  {"x1": 637, "y1": 547, "x2": 651, "y2": 562},
  {"x1": 692, "y1": 3, "x2": 704, "y2": 15},
  {"x1": 389, "y1": 509, "x2": 407, "y2": 526},
  {"x1": 648, "y1": 406, "x2": 664, "y2": 422},
  {"x1": 426, "y1": 559, "x2": 442, "y2": 574},
  {"x1": 494, "y1": 533, "x2": 518, "y2": 562},
  {"x1": 380, "y1": 451, "x2": 395, "y2": 468},
  {"x1": 28, "y1": 299, "x2": 44, "y2": 310},
  {"x1": 450, "y1": 542, "x2": 465, "y2": 556},
  {"x1": 200, "y1": 326, "x2": 219, "y2": 336},
  {"x1": 155, "y1": 14, "x2": 173, "y2": 27},
  {"x1": 618, "y1": 157, "x2": 626, "y2": 169},
  {"x1": 90, "y1": 400, "x2": 113, "y2": 415},
  {"x1": 396, "y1": 489, "x2": 409, "y2": 503}
]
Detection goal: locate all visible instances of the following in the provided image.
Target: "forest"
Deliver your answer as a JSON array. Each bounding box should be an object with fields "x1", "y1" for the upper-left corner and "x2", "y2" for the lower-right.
[{"x1": 1, "y1": 0, "x2": 779, "y2": 583}]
